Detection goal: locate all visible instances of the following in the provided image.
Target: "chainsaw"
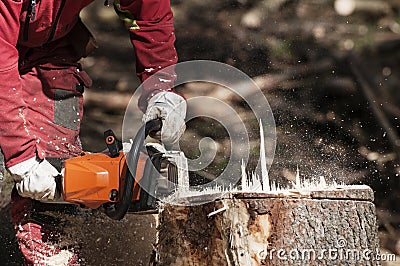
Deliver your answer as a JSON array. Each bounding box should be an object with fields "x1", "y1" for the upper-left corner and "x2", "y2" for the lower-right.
[{"x1": 61, "y1": 119, "x2": 189, "y2": 220}]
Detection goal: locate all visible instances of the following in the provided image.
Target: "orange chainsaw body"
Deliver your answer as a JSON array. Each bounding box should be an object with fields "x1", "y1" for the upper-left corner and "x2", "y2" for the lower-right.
[{"x1": 62, "y1": 152, "x2": 147, "y2": 209}]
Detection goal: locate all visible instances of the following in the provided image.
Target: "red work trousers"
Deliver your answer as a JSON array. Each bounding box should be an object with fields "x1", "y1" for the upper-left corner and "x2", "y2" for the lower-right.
[
  {"x1": 11, "y1": 40, "x2": 91, "y2": 265},
  {"x1": 11, "y1": 190, "x2": 80, "y2": 265}
]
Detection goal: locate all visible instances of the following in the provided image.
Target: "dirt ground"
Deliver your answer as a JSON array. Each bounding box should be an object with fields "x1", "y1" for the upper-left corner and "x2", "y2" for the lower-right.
[{"x1": 1, "y1": 0, "x2": 400, "y2": 265}]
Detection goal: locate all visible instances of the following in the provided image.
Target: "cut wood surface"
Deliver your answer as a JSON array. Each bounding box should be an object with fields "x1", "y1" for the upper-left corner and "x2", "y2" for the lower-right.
[{"x1": 156, "y1": 185, "x2": 380, "y2": 265}]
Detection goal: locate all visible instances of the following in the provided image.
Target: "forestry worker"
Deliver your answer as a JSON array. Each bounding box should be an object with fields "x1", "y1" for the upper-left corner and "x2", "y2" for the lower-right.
[{"x1": 0, "y1": 0, "x2": 186, "y2": 264}]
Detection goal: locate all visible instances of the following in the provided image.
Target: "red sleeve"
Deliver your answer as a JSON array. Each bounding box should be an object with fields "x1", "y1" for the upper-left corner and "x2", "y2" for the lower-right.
[
  {"x1": 115, "y1": 0, "x2": 178, "y2": 111},
  {"x1": 0, "y1": 1, "x2": 36, "y2": 167}
]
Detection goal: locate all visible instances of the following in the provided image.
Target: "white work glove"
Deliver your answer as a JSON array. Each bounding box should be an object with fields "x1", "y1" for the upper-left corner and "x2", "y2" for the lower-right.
[
  {"x1": 8, "y1": 157, "x2": 59, "y2": 201},
  {"x1": 142, "y1": 91, "x2": 187, "y2": 145}
]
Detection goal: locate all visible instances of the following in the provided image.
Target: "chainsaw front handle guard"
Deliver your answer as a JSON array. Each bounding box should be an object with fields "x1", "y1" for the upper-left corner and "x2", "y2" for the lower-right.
[{"x1": 104, "y1": 119, "x2": 162, "y2": 220}]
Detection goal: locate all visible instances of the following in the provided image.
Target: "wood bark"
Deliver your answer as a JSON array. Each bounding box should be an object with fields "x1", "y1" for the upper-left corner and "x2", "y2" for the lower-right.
[{"x1": 156, "y1": 185, "x2": 380, "y2": 265}]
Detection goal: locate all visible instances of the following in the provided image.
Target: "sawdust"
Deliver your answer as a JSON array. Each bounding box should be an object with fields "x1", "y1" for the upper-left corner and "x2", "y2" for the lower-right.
[
  {"x1": 45, "y1": 209, "x2": 158, "y2": 265},
  {"x1": 1, "y1": 0, "x2": 400, "y2": 264},
  {"x1": 44, "y1": 250, "x2": 75, "y2": 266}
]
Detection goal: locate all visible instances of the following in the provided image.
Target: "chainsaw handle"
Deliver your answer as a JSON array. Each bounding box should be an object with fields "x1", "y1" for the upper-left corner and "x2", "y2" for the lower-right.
[
  {"x1": 145, "y1": 118, "x2": 162, "y2": 136},
  {"x1": 104, "y1": 119, "x2": 162, "y2": 220}
]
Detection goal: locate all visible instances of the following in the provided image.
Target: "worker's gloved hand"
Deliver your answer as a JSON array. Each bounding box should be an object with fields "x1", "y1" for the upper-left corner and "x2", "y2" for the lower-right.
[
  {"x1": 8, "y1": 157, "x2": 60, "y2": 201},
  {"x1": 143, "y1": 91, "x2": 186, "y2": 145}
]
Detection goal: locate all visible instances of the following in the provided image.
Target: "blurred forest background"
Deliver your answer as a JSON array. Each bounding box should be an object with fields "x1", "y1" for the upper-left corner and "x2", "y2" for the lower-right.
[{"x1": 1, "y1": 0, "x2": 400, "y2": 264}]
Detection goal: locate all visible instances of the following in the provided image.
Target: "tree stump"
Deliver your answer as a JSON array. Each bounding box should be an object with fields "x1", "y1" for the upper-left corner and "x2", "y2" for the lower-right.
[{"x1": 156, "y1": 185, "x2": 380, "y2": 265}]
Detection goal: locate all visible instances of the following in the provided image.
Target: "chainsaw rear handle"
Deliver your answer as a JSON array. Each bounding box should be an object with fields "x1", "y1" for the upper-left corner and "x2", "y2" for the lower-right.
[{"x1": 104, "y1": 119, "x2": 162, "y2": 220}]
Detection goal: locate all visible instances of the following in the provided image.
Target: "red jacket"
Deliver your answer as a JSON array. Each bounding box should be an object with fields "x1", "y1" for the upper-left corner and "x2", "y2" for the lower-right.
[{"x1": 0, "y1": 0, "x2": 178, "y2": 167}]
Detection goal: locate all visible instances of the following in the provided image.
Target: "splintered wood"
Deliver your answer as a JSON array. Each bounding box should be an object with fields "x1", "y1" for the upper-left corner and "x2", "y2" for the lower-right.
[{"x1": 155, "y1": 185, "x2": 380, "y2": 266}]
